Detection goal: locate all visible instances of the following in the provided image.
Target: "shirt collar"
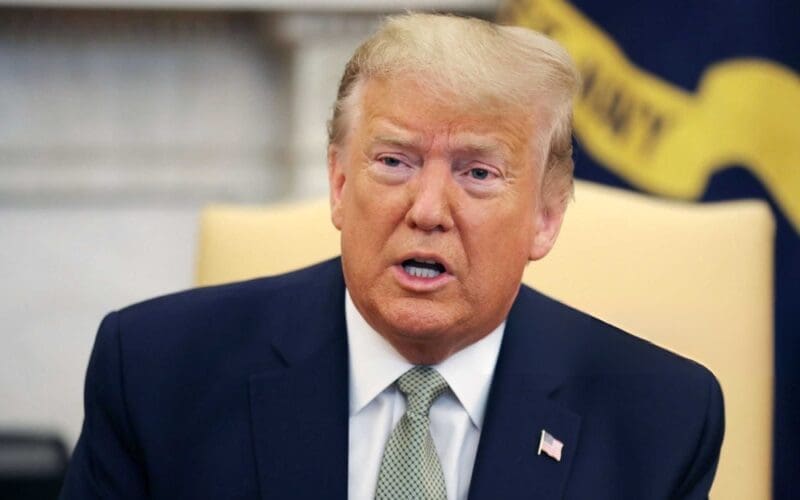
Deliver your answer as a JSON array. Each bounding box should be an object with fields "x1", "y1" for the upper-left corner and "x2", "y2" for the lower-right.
[{"x1": 346, "y1": 289, "x2": 505, "y2": 429}]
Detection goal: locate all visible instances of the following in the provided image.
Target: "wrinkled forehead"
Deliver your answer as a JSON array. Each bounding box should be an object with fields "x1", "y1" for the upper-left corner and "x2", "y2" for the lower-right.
[
  {"x1": 352, "y1": 75, "x2": 548, "y2": 156},
  {"x1": 365, "y1": 72, "x2": 531, "y2": 117}
]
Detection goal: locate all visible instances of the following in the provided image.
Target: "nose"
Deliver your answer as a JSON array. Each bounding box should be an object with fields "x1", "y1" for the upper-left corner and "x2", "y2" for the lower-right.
[{"x1": 405, "y1": 160, "x2": 455, "y2": 232}]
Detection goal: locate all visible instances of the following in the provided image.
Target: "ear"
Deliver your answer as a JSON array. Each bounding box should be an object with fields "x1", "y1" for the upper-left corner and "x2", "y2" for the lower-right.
[
  {"x1": 328, "y1": 144, "x2": 346, "y2": 231},
  {"x1": 529, "y1": 194, "x2": 567, "y2": 261}
]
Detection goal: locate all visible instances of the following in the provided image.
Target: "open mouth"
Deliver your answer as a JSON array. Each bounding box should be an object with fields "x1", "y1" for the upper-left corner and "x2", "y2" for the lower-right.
[{"x1": 402, "y1": 258, "x2": 446, "y2": 279}]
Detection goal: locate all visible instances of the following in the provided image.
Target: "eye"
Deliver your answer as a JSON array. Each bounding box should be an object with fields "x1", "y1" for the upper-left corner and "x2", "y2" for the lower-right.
[
  {"x1": 469, "y1": 167, "x2": 490, "y2": 180},
  {"x1": 379, "y1": 156, "x2": 403, "y2": 168}
]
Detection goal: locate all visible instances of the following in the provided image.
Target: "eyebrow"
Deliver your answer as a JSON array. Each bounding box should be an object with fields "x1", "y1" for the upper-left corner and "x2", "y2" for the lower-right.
[
  {"x1": 368, "y1": 121, "x2": 514, "y2": 160},
  {"x1": 369, "y1": 119, "x2": 425, "y2": 149},
  {"x1": 451, "y1": 135, "x2": 513, "y2": 161},
  {"x1": 371, "y1": 135, "x2": 422, "y2": 149},
  {"x1": 453, "y1": 140, "x2": 506, "y2": 157}
]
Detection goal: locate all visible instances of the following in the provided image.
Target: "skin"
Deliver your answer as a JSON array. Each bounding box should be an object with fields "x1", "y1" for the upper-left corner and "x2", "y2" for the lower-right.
[{"x1": 328, "y1": 75, "x2": 567, "y2": 365}]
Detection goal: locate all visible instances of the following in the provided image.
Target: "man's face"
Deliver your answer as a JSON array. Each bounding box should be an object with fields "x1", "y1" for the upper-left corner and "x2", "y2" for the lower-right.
[{"x1": 329, "y1": 76, "x2": 565, "y2": 363}]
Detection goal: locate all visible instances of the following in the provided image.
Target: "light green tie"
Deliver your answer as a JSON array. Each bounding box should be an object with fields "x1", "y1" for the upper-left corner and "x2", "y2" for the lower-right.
[{"x1": 375, "y1": 366, "x2": 449, "y2": 500}]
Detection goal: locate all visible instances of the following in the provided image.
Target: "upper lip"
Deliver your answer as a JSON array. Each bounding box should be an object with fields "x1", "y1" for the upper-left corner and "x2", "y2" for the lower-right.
[{"x1": 397, "y1": 251, "x2": 451, "y2": 274}]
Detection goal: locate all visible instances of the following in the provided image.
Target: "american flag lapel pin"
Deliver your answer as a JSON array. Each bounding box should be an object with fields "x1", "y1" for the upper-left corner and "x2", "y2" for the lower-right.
[{"x1": 537, "y1": 429, "x2": 564, "y2": 462}]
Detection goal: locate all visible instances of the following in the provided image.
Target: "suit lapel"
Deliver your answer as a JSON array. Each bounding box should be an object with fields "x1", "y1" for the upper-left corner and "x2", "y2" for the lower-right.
[
  {"x1": 468, "y1": 287, "x2": 583, "y2": 500},
  {"x1": 245, "y1": 262, "x2": 584, "y2": 499},
  {"x1": 248, "y1": 260, "x2": 350, "y2": 500}
]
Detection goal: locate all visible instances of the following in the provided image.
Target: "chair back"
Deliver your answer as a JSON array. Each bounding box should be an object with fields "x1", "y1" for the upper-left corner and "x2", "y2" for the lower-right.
[{"x1": 196, "y1": 180, "x2": 775, "y2": 499}]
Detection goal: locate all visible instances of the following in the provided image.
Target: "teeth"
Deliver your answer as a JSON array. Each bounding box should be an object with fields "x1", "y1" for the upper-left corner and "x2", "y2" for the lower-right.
[
  {"x1": 418, "y1": 259, "x2": 438, "y2": 265},
  {"x1": 403, "y1": 264, "x2": 442, "y2": 279}
]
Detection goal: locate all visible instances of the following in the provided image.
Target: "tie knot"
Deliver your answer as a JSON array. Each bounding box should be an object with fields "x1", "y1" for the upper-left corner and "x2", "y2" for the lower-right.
[{"x1": 396, "y1": 366, "x2": 449, "y2": 417}]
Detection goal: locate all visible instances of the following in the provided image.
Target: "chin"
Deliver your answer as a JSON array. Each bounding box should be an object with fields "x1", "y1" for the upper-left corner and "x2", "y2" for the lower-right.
[{"x1": 377, "y1": 296, "x2": 463, "y2": 339}]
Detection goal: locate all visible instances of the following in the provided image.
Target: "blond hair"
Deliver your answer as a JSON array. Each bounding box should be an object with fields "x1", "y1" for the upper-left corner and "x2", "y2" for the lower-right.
[{"x1": 328, "y1": 13, "x2": 581, "y2": 204}]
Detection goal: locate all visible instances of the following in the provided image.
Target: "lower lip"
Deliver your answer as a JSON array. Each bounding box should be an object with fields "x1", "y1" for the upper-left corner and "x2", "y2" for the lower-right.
[{"x1": 392, "y1": 264, "x2": 454, "y2": 292}]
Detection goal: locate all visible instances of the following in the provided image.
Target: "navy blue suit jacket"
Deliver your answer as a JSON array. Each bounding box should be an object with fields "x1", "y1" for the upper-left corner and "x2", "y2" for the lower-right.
[{"x1": 61, "y1": 258, "x2": 723, "y2": 499}]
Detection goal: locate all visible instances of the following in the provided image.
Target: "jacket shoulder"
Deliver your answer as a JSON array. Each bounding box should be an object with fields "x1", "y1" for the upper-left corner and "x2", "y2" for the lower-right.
[
  {"x1": 513, "y1": 284, "x2": 718, "y2": 381},
  {"x1": 106, "y1": 257, "x2": 344, "y2": 384},
  {"x1": 118, "y1": 257, "x2": 341, "y2": 323}
]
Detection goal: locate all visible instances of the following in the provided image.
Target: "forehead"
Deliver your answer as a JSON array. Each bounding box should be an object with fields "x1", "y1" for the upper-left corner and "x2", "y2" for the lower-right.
[{"x1": 355, "y1": 76, "x2": 540, "y2": 154}]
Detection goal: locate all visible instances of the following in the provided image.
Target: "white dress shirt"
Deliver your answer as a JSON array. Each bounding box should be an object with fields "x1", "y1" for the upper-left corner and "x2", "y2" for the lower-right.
[{"x1": 346, "y1": 290, "x2": 505, "y2": 500}]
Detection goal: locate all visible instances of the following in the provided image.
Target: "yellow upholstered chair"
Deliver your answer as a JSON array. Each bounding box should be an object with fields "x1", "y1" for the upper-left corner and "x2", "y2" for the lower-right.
[{"x1": 196, "y1": 180, "x2": 774, "y2": 499}]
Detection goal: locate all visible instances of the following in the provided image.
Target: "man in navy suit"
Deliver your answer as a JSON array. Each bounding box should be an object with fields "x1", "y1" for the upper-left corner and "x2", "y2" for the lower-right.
[{"x1": 61, "y1": 13, "x2": 723, "y2": 500}]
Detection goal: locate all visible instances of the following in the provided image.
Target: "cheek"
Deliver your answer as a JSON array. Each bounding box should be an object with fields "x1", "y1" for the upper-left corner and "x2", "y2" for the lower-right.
[
  {"x1": 341, "y1": 173, "x2": 407, "y2": 254},
  {"x1": 459, "y1": 200, "x2": 535, "y2": 275}
]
